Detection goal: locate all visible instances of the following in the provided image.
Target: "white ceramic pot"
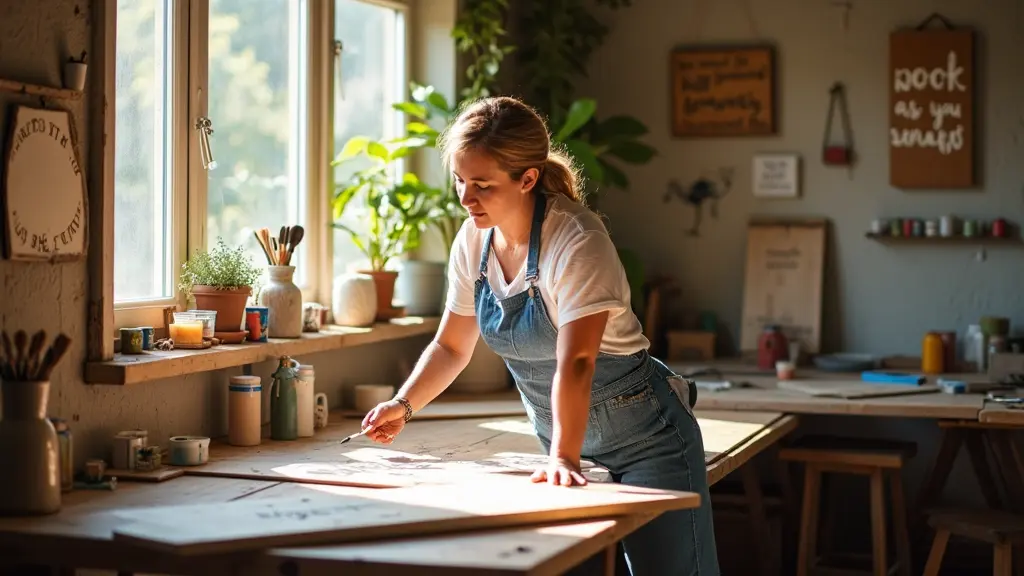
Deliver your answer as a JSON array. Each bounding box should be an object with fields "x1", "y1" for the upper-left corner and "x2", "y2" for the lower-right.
[
  {"x1": 395, "y1": 260, "x2": 446, "y2": 316},
  {"x1": 0, "y1": 381, "x2": 61, "y2": 515},
  {"x1": 259, "y1": 265, "x2": 303, "y2": 338},
  {"x1": 332, "y1": 273, "x2": 377, "y2": 327}
]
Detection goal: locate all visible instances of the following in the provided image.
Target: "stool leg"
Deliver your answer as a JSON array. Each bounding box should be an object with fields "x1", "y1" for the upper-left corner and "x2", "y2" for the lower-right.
[
  {"x1": 995, "y1": 542, "x2": 1013, "y2": 576},
  {"x1": 922, "y1": 528, "x2": 950, "y2": 576},
  {"x1": 889, "y1": 471, "x2": 912, "y2": 576},
  {"x1": 870, "y1": 469, "x2": 887, "y2": 576},
  {"x1": 796, "y1": 464, "x2": 822, "y2": 576}
]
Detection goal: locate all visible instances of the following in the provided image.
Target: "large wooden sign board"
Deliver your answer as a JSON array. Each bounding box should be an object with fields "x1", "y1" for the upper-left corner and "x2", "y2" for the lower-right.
[
  {"x1": 889, "y1": 26, "x2": 975, "y2": 188},
  {"x1": 670, "y1": 45, "x2": 776, "y2": 137},
  {"x1": 2, "y1": 105, "x2": 88, "y2": 260},
  {"x1": 740, "y1": 220, "x2": 826, "y2": 354},
  {"x1": 107, "y1": 478, "x2": 699, "y2": 555}
]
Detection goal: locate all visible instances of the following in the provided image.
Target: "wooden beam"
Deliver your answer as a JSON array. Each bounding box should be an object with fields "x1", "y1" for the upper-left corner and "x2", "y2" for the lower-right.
[{"x1": 86, "y1": 0, "x2": 115, "y2": 362}]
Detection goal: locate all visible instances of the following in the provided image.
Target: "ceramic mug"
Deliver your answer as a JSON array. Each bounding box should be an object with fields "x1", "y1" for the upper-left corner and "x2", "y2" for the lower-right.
[{"x1": 168, "y1": 436, "x2": 210, "y2": 466}]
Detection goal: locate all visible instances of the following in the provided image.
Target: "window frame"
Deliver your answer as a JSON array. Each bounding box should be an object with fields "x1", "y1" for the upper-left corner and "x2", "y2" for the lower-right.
[
  {"x1": 91, "y1": 0, "x2": 445, "y2": 362},
  {"x1": 109, "y1": 0, "x2": 191, "y2": 332}
]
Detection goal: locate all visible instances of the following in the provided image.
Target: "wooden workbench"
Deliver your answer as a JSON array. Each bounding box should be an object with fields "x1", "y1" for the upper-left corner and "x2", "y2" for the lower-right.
[
  {"x1": 0, "y1": 409, "x2": 794, "y2": 575},
  {"x1": 672, "y1": 360, "x2": 988, "y2": 420}
]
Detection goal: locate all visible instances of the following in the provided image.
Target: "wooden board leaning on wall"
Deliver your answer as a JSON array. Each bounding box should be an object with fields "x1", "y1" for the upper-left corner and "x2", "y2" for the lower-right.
[
  {"x1": 889, "y1": 18, "x2": 975, "y2": 189},
  {"x1": 740, "y1": 218, "x2": 826, "y2": 354},
  {"x1": 670, "y1": 44, "x2": 776, "y2": 137}
]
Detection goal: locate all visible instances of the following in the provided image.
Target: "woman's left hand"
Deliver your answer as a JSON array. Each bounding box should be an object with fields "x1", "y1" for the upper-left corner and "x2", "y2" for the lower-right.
[{"x1": 531, "y1": 455, "x2": 588, "y2": 486}]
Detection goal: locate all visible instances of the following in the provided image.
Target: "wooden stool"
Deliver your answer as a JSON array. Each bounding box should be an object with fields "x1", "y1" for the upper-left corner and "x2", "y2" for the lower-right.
[
  {"x1": 779, "y1": 435, "x2": 915, "y2": 576},
  {"x1": 923, "y1": 509, "x2": 1024, "y2": 576}
]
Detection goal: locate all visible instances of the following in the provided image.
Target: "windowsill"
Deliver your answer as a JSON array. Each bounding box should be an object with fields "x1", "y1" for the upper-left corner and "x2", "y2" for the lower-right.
[{"x1": 84, "y1": 316, "x2": 441, "y2": 385}]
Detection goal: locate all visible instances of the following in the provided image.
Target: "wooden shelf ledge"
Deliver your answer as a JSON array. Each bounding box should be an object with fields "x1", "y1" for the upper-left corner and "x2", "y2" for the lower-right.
[
  {"x1": 84, "y1": 316, "x2": 440, "y2": 386},
  {"x1": 865, "y1": 232, "x2": 1021, "y2": 245},
  {"x1": 0, "y1": 78, "x2": 83, "y2": 100}
]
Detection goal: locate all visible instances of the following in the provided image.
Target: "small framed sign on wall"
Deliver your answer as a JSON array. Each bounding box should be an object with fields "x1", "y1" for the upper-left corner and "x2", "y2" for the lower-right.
[
  {"x1": 2, "y1": 105, "x2": 89, "y2": 261},
  {"x1": 670, "y1": 44, "x2": 776, "y2": 137},
  {"x1": 889, "y1": 15, "x2": 975, "y2": 189},
  {"x1": 752, "y1": 154, "x2": 800, "y2": 198}
]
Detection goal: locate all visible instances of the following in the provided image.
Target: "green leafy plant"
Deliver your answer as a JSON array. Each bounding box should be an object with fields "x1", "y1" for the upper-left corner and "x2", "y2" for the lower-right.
[
  {"x1": 178, "y1": 238, "x2": 263, "y2": 300},
  {"x1": 331, "y1": 136, "x2": 438, "y2": 271},
  {"x1": 552, "y1": 97, "x2": 656, "y2": 194},
  {"x1": 452, "y1": 0, "x2": 513, "y2": 101}
]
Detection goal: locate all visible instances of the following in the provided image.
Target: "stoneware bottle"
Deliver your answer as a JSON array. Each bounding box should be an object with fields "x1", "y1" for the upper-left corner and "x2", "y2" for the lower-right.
[
  {"x1": 270, "y1": 356, "x2": 299, "y2": 441},
  {"x1": 260, "y1": 265, "x2": 302, "y2": 338},
  {"x1": 0, "y1": 380, "x2": 61, "y2": 515}
]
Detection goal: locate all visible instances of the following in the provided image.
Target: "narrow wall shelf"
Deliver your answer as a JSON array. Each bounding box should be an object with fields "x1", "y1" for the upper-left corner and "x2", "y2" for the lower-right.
[
  {"x1": 0, "y1": 78, "x2": 83, "y2": 100},
  {"x1": 865, "y1": 233, "x2": 1021, "y2": 245}
]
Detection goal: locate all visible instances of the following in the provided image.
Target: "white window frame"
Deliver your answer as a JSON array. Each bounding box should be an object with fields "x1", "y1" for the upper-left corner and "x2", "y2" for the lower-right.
[{"x1": 92, "y1": 0, "x2": 449, "y2": 360}]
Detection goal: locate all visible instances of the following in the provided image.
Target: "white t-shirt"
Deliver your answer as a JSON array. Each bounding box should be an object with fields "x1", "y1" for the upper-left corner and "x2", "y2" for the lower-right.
[{"x1": 446, "y1": 193, "x2": 650, "y2": 355}]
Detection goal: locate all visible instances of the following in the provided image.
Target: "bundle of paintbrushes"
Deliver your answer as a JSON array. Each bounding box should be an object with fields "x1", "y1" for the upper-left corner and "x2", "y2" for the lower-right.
[
  {"x1": 253, "y1": 225, "x2": 304, "y2": 266},
  {"x1": 0, "y1": 330, "x2": 72, "y2": 382}
]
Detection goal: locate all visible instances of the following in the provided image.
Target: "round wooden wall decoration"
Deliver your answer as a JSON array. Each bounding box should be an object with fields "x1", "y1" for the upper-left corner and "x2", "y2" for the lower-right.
[{"x1": 3, "y1": 105, "x2": 88, "y2": 261}]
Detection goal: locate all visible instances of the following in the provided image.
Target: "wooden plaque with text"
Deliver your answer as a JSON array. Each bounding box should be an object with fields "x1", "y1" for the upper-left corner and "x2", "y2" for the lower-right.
[
  {"x1": 2, "y1": 105, "x2": 89, "y2": 260},
  {"x1": 670, "y1": 45, "x2": 776, "y2": 137},
  {"x1": 889, "y1": 28, "x2": 975, "y2": 188}
]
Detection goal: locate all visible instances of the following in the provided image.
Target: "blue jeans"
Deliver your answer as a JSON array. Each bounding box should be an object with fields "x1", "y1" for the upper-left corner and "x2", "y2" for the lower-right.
[{"x1": 535, "y1": 366, "x2": 720, "y2": 575}]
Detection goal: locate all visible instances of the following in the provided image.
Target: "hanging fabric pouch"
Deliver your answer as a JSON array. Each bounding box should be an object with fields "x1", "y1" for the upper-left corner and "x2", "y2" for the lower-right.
[{"x1": 822, "y1": 82, "x2": 854, "y2": 166}]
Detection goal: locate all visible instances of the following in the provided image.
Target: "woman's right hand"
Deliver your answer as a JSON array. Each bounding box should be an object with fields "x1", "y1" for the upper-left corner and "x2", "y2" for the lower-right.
[{"x1": 361, "y1": 400, "x2": 407, "y2": 444}]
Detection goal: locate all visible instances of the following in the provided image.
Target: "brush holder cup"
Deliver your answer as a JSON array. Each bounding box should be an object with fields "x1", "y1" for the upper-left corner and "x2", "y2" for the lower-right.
[
  {"x1": 259, "y1": 265, "x2": 303, "y2": 338},
  {"x1": 0, "y1": 380, "x2": 61, "y2": 515}
]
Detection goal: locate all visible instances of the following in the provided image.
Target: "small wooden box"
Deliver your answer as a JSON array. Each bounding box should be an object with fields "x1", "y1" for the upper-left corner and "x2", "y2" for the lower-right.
[{"x1": 666, "y1": 331, "x2": 716, "y2": 361}]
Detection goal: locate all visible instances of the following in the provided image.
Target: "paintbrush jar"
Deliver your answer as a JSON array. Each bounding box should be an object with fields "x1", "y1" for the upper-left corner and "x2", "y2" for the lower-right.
[
  {"x1": 0, "y1": 380, "x2": 61, "y2": 515},
  {"x1": 259, "y1": 265, "x2": 303, "y2": 338}
]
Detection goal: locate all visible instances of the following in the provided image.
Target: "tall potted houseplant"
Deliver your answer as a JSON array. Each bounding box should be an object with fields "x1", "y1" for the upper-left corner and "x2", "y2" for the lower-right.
[
  {"x1": 178, "y1": 238, "x2": 263, "y2": 332},
  {"x1": 331, "y1": 136, "x2": 434, "y2": 321}
]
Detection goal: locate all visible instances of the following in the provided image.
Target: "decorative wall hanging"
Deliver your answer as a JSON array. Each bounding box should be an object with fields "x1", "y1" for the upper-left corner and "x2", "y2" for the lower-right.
[
  {"x1": 663, "y1": 167, "x2": 735, "y2": 236},
  {"x1": 670, "y1": 45, "x2": 776, "y2": 137},
  {"x1": 889, "y1": 13, "x2": 975, "y2": 189},
  {"x1": 752, "y1": 154, "x2": 800, "y2": 198},
  {"x1": 822, "y1": 83, "x2": 855, "y2": 166},
  {"x1": 2, "y1": 105, "x2": 88, "y2": 261}
]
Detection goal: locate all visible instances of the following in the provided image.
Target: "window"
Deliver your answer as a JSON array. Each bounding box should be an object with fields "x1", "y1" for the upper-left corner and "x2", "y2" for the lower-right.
[
  {"x1": 113, "y1": 0, "x2": 178, "y2": 305},
  {"x1": 205, "y1": 0, "x2": 310, "y2": 286},
  {"x1": 331, "y1": 0, "x2": 408, "y2": 277},
  {"x1": 106, "y1": 0, "x2": 427, "y2": 338}
]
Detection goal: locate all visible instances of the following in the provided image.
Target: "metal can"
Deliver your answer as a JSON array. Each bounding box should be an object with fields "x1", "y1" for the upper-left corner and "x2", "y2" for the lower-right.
[{"x1": 49, "y1": 418, "x2": 73, "y2": 493}]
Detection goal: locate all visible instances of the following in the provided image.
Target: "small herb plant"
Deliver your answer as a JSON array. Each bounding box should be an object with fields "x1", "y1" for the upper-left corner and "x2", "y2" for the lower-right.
[{"x1": 178, "y1": 238, "x2": 263, "y2": 300}]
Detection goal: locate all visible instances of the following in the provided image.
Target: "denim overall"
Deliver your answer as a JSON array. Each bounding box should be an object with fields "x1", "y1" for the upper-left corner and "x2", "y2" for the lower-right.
[{"x1": 473, "y1": 192, "x2": 720, "y2": 575}]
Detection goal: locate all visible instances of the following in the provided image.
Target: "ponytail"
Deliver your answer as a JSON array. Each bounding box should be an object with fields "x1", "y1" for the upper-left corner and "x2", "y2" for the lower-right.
[{"x1": 542, "y1": 149, "x2": 585, "y2": 204}]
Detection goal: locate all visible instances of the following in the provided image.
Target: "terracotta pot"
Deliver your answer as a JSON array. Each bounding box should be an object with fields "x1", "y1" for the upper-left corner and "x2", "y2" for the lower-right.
[
  {"x1": 360, "y1": 270, "x2": 398, "y2": 320},
  {"x1": 192, "y1": 285, "x2": 252, "y2": 331}
]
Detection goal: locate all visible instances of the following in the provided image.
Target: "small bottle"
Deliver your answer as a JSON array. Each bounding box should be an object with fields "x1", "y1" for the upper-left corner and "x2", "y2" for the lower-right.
[{"x1": 921, "y1": 332, "x2": 945, "y2": 374}]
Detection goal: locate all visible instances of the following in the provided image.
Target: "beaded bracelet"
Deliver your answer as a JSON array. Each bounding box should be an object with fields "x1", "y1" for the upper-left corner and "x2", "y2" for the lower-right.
[{"x1": 394, "y1": 397, "x2": 413, "y2": 423}]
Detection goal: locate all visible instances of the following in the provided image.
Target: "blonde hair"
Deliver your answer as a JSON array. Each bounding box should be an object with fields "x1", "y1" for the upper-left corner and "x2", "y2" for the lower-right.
[{"x1": 439, "y1": 96, "x2": 584, "y2": 203}]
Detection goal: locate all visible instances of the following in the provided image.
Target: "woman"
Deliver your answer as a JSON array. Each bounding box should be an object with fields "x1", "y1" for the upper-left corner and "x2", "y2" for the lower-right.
[{"x1": 361, "y1": 96, "x2": 720, "y2": 575}]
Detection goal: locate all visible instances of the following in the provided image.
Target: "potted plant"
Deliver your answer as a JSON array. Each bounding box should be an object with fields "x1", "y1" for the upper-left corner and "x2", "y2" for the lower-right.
[
  {"x1": 331, "y1": 137, "x2": 434, "y2": 320},
  {"x1": 178, "y1": 238, "x2": 263, "y2": 332}
]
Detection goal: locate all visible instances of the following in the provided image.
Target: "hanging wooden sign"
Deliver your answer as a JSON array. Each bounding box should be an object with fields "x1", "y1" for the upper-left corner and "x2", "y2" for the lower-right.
[
  {"x1": 2, "y1": 105, "x2": 88, "y2": 261},
  {"x1": 670, "y1": 45, "x2": 776, "y2": 137},
  {"x1": 889, "y1": 16, "x2": 975, "y2": 188}
]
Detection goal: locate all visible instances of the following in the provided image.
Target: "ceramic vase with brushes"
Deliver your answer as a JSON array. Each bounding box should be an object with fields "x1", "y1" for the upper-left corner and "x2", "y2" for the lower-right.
[
  {"x1": 254, "y1": 225, "x2": 305, "y2": 338},
  {"x1": 0, "y1": 330, "x2": 71, "y2": 516}
]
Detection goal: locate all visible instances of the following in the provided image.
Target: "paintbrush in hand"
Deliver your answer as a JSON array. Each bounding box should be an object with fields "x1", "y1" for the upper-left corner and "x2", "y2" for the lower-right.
[{"x1": 339, "y1": 425, "x2": 374, "y2": 445}]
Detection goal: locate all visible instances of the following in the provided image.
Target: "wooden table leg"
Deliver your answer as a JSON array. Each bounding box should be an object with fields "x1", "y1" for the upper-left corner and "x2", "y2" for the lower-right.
[
  {"x1": 869, "y1": 469, "x2": 888, "y2": 576},
  {"x1": 921, "y1": 528, "x2": 950, "y2": 576},
  {"x1": 994, "y1": 542, "x2": 1013, "y2": 576},
  {"x1": 916, "y1": 426, "x2": 963, "y2": 513},
  {"x1": 741, "y1": 463, "x2": 774, "y2": 576},
  {"x1": 965, "y1": 431, "x2": 1003, "y2": 508},
  {"x1": 796, "y1": 463, "x2": 822, "y2": 576},
  {"x1": 603, "y1": 544, "x2": 616, "y2": 576}
]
